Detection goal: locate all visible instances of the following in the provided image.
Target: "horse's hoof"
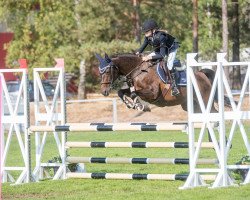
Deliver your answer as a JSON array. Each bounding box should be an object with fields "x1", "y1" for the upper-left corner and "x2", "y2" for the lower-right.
[
  {"x1": 124, "y1": 101, "x2": 134, "y2": 109},
  {"x1": 135, "y1": 104, "x2": 144, "y2": 111},
  {"x1": 135, "y1": 104, "x2": 151, "y2": 112},
  {"x1": 123, "y1": 96, "x2": 134, "y2": 109},
  {"x1": 126, "y1": 104, "x2": 134, "y2": 109}
]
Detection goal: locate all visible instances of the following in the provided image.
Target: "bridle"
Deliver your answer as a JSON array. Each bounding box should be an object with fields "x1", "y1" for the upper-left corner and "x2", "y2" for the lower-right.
[{"x1": 100, "y1": 63, "x2": 119, "y2": 88}]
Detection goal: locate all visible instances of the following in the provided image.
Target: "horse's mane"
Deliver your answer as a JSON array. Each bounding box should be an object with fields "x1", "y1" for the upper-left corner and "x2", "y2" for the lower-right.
[
  {"x1": 109, "y1": 53, "x2": 142, "y2": 70},
  {"x1": 111, "y1": 53, "x2": 142, "y2": 63},
  {"x1": 111, "y1": 53, "x2": 137, "y2": 58}
]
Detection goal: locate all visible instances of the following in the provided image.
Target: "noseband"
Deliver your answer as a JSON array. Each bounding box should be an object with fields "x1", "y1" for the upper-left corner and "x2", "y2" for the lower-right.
[{"x1": 100, "y1": 63, "x2": 118, "y2": 88}]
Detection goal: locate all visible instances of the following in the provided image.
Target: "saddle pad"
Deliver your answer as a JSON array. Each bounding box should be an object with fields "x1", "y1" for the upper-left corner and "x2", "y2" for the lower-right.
[
  {"x1": 156, "y1": 63, "x2": 187, "y2": 86},
  {"x1": 156, "y1": 64, "x2": 167, "y2": 84}
]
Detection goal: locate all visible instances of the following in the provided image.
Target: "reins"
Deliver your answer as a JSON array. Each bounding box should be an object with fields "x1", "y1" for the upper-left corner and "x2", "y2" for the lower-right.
[
  {"x1": 125, "y1": 59, "x2": 154, "y2": 81},
  {"x1": 125, "y1": 60, "x2": 145, "y2": 78}
]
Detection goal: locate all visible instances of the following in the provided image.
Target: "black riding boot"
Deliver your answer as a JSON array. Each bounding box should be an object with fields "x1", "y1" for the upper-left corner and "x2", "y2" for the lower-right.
[{"x1": 170, "y1": 69, "x2": 180, "y2": 96}]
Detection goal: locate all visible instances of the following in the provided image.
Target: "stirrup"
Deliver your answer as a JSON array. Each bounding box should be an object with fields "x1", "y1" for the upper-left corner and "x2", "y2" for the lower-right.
[{"x1": 171, "y1": 86, "x2": 180, "y2": 96}]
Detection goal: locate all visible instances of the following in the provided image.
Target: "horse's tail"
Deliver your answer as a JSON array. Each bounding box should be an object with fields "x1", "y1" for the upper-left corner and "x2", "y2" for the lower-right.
[{"x1": 199, "y1": 68, "x2": 232, "y2": 107}]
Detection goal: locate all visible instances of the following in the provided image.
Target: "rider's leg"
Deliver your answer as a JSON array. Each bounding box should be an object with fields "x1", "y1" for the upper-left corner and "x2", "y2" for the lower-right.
[{"x1": 166, "y1": 43, "x2": 180, "y2": 96}]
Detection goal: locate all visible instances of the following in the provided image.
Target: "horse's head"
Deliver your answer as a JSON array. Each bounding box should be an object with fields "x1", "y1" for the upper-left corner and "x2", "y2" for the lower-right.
[{"x1": 95, "y1": 53, "x2": 119, "y2": 96}]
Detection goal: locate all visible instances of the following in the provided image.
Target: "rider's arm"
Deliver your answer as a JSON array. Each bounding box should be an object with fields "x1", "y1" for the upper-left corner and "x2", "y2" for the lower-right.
[
  {"x1": 151, "y1": 35, "x2": 167, "y2": 60},
  {"x1": 137, "y1": 37, "x2": 148, "y2": 53}
]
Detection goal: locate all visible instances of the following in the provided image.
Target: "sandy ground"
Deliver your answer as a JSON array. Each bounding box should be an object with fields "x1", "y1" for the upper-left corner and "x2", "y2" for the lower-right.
[
  {"x1": 66, "y1": 100, "x2": 188, "y2": 123},
  {"x1": 30, "y1": 93, "x2": 249, "y2": 125}
]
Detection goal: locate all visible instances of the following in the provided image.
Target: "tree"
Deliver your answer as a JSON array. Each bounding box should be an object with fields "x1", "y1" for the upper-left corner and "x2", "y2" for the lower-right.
[
  {"x1": 0, "y1": 0, "x2": 138, "y2": 94},
  {"x1": 78, "y1": 60, "x2": 86, "y2": 99},
  {"x1": 192, "y1": 0, "x2": 198, "y2": 53},
  {"x1": 231, "y1": 0, "x2": 241, "y2": 89},
  {"x1": 74, "y1": 0, "x2": 138, "y2": 94},
  {"x1": 222, "y1": 0, "x2": 230, "y2": 81},
  {"x1": 132, "y1": 0, "x2": 141, "y2": 43},
  {"x1": 0, "y1": 1, "x2": 79, "y2": 74}
]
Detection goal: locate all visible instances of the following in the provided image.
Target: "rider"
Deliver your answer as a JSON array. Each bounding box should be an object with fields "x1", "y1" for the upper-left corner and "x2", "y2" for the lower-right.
[{"x1": 135, "y1": 19, "x2": 180, "y2": 96}]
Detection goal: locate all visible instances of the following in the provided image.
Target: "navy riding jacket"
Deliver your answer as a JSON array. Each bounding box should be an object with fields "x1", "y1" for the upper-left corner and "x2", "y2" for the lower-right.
[{"x1": 138, "y1": 31, "x2": 176, "y2": 60}]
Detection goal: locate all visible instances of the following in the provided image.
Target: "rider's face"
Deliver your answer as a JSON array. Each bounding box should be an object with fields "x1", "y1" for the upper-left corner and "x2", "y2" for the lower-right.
[{"x1": 145, "y1": 30, "x2": 153, "y2": 37}]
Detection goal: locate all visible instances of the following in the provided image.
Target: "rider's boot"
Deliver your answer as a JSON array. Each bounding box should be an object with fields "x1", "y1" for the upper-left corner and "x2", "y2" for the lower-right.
[{"x1": 170, "y1": 69, "x2": 180, "y2": 96}]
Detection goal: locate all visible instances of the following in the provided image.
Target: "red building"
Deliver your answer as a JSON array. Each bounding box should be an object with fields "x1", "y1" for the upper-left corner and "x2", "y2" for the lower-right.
[{"x1": 0, "y1": 32, "x2": 17, "y2": 81}]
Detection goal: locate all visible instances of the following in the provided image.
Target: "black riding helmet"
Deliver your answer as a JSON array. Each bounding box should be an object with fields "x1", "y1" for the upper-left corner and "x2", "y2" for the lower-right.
[{"x1": 141, "y1": 19, "x2": 159, "y2": 33}]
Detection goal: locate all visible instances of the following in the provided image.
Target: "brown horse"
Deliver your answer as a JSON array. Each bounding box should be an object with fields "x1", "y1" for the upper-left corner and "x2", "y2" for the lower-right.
[{"x1": 95, "y1": 53, "x2": 228, "y2": 113}]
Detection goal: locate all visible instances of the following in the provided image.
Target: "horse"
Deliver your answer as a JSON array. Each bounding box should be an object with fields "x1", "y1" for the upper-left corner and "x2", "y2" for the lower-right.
[{"x1": 95, "y1": 52, "x2": 229, "y2": 114}]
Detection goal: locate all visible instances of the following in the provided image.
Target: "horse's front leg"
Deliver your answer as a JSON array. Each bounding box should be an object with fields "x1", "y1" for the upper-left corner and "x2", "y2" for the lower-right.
[
  {"x1": 132, "y1": 95, "x2": 151, "y2": 112},
  {"x1": 117, "y1": 89, "x2": 134, "y2": 109},
  {"x1": 118, "y1": 89, "x2": 150, "y2": 112}
]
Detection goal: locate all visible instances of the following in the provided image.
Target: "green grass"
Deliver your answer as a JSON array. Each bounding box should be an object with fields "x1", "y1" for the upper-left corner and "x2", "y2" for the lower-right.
[{"x1": 3, "y1": 126, "x2": 250, "y2": 200}]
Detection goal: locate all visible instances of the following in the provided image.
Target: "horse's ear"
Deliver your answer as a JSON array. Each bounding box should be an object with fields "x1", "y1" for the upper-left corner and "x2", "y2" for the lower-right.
[
  {"x1": 104, "y1": 53, "x2": 112, "y2": 63},
  {"x1": 95, "y1": 53, "x2": 104, "y2": 62},
  {"x1": 95, "y1": 53, "x2": 109, "y2": 74},
  {"x1": 95, "y1": 53, "x2": 108, "y2": 65}
]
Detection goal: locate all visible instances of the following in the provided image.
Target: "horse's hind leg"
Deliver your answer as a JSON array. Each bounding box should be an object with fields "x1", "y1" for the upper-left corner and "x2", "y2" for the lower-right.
[{"x1": 181, "y1": 102, "x2": 187, "y2": 111}]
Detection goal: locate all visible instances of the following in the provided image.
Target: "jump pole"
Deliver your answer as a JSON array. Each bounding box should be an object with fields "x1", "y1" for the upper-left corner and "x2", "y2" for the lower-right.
[{"x1": 67, "y1": 172, "x2": 216, "y2": 181}]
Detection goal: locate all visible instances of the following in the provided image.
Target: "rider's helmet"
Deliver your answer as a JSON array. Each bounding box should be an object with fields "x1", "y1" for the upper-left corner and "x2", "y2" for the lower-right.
[{"x1": 141, "y1": 19, "x2": 159, "y2": 33}]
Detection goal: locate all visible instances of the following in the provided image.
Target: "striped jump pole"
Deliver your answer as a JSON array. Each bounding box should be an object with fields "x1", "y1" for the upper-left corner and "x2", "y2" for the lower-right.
[
  {"x1": 29, "y1": 122, "x2": 191, "y2": 132},
  {"x1": 66, "y1": 157, "x2": 218, "y2": 165},
  {"x1": 65, "y1": 141, "x2": 214, "y2": 149},
  {"x1": 66, "y1": 172, "x2": 216, "y2": 181},
  {"x1": 30, "y1": 123, "x2": 186, "y2": 132},
  {"x1": 29, "y1": 122, "x2": 218, "y2": 133}
]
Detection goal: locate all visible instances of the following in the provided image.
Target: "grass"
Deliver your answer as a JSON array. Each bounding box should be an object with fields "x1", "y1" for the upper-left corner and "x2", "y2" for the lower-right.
[{"x1": 3, "y1": 125, "x2": 250, "y2": 200}]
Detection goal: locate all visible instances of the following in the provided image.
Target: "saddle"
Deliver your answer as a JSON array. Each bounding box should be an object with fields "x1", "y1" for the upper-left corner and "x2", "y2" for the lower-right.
[{"x1": 156, "y1": 59, "x2": 187, "y2": 86}]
